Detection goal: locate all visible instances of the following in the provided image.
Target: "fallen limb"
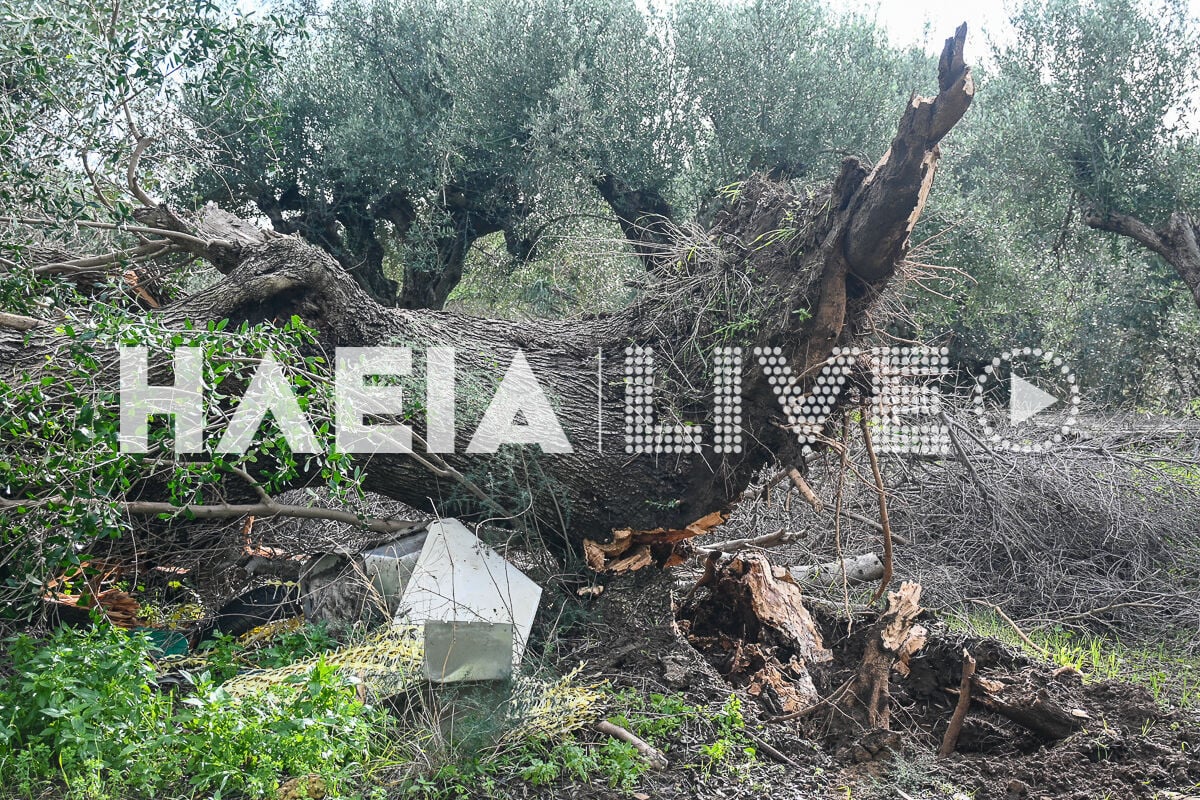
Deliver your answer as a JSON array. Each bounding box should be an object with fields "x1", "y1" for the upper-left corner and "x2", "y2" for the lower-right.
[
  {"x1": 698, "y1": 527, "x2": 799, "y2": 554},
  {"x1": 790, "y1": 552, "x2": 883, "y2": 586},
  {"x1": 0, "y1": 496, "x2": 427, "y2": 538},
  {"x1": 1, "y1": 28, "x2": 975, "y2": 552},
  {"x1": 969, "y1": 674, "x2": 1090, "y2": 740},
  {"x1": 594, "y1": 720, "x2": 668, "y2": 768},
  {"x1": 937, "y1": 648, "x2": 976, "y2": 758},
  {"x1": 0, "y1": 311, "x2": 45, "y2": 331}
]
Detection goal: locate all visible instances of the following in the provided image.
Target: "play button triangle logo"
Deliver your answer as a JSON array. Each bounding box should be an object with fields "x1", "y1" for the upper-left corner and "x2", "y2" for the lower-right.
[{"x1": 1009, "y1": 374, "x2": 1059, "y2": 425}]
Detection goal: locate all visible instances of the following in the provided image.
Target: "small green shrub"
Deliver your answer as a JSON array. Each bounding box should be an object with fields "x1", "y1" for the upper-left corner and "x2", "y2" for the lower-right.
[
  {"x1": 0, "y1": 625, "x2": 384, "y2": 799},
  {"x1": 194, "y1": 621, "x2": 341, "y2": 684}
]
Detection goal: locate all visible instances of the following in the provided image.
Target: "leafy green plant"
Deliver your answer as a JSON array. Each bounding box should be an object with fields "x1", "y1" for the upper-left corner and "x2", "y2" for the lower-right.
[
  {"x1": 699, "y1": 694, "x2": 756, "y2": 772},
  {"x1": 0, "y1": 625, "x2": 385, "y2": 799},
  {"x1": 0, "y1": 313, "x2": 359, "y2": 619},
  {"x1": 251, "y1": 622, "x2": 340, "y2": 669}
]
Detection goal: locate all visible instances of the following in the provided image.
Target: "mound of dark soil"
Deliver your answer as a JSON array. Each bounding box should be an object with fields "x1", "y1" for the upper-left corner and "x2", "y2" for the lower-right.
[{"x1": 561, "y1": 566, "x2": 1200, "y2": 800}]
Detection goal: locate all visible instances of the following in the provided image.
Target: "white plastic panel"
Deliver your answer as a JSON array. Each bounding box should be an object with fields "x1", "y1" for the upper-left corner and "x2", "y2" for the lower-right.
[{"x1": 397, "y1": 519, "x2": 542, "y2": 680}]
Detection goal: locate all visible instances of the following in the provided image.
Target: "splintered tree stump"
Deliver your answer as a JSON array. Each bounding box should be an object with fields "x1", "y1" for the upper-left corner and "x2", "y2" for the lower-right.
[
  {"x1": 835, "y1": 581, "x2": 927, "y2": 730},
  {"x1": 678, "y1": 553, "x2": 832, "y2": 715}
]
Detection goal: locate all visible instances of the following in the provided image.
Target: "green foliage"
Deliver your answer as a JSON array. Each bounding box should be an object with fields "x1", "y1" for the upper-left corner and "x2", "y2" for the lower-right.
[
  {"x1": 855, "y1": 2, "x2": 1200, "y2": 401},
  {"x1": 449, "y1": 228, "x2": 642, "y2": 319},
  {"x1": 904, "y1": 0, "x2": 1200, "y2": 403},
  {"x1": 252, "y1": 621, "x2": 340, "y2": 668},
  {"x1": 0, "y1": 312, "x2": 357, "y2": 618},
  {"x1": 0, "y1": 625, "x2": 383, "y2": 799},
  {"x1": 193, "y1": 0, "x2": 933, "y2": 309},
  {"x1": 0, "y1": 0, "x2": 345, "y2": 618},
  {"x1": 194, "y1": 632, "x2": 246, "y2": 684},
  {"x1": 604, "y1": 688, "x2": 699, "y2": 744},
  {"x1": 392, "y1": 687, "x2": 764, "y2": 798},
  {"x1": 193, "y1": 623, "x2": 339, "y2": 684},
  {"x1": 671, "y1": 0, "x2": 933, "y2": 191},
  {"x1": 0, "y1": 0, "x2": 293, "y2": 225},
  {"x1": 994, "y1": 0, "x2": 1200, "y2": 220}
]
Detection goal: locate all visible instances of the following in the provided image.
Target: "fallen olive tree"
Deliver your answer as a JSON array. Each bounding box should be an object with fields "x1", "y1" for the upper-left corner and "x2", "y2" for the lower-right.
[{"x1": 0, "y1": 28, "x2": 973, "y2": 559}]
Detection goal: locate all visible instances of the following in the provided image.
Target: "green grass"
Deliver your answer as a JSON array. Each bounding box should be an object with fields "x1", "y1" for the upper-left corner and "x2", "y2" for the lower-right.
[
  {"x1": 401, "y1": 688, "x2": 761, "y2": 798},
  {"x1": 946, "y1": 609, "x2": 1200, "y2": 709}
]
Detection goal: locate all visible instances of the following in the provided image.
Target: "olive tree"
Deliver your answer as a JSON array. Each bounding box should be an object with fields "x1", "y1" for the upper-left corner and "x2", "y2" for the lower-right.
[{"x1": 193, "y1": 0, "x2": 934, "y2": 308}]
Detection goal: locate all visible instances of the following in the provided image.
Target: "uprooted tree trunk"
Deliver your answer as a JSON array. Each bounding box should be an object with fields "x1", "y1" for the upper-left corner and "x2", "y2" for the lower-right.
[
  {"x1": 969, "y1": 672, "x2": 1091, "y2": 740},
  {"x1": 0, "y1": 27, "x2": 973, "y2": 553}
]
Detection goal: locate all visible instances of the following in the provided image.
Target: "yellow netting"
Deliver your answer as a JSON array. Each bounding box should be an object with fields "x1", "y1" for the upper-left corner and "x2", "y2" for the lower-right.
[
  {"x1": 236, "y1": 614, "x2": 305, "y2": 645},
  {"x1": 502, "y1": 666, "x2": 604, "y2": 744},
  {"x1": 216, "y1": 626, "x2": 603, "y2": 743},
  {"x1": 221, "y1": 626, "x2": 423, "y2": 698}
]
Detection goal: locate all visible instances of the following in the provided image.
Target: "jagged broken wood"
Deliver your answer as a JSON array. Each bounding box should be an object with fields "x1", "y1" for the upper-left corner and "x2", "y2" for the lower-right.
[
  {"x1": 834, "y1": 581, "x2": 927, "y2": 729},
  {"x1": 678, "y1": 553, "x2": 832, "y2": 715}
]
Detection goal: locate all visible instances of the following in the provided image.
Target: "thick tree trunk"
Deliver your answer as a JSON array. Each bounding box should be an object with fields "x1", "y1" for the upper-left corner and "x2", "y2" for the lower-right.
[
  {"x1": 595, "y1": 173, "x2": 678, "y2": 271},
  {"x1": 1, "y1": 27, "x2": 973, "y2": 553},
  {"x1": 396, "y1": 209, "x2": 503, "y2": 310}
]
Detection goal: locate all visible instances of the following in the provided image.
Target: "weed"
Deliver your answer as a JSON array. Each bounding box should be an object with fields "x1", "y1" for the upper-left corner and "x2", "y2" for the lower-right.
[{"x1": 0, "y1": 625, "x2": 384, "y2": 799}]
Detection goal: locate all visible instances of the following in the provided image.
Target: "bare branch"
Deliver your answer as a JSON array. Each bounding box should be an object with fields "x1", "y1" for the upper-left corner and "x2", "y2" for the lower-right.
[
  {"x1": 1082, "y1": 206, "x2": 1175, "y2": 261},
  {"x1": 861, "y1": 415, "x2": 895, "y2": 604},
  {"x1": 31, "y1": 240, "x2": 176, "y2": 276},
  {"x1": 594, "y1": 721, "x2": 668, "y2": 769},
  {"x1": 1, "y1": 216, "x2": 224, "y2": 253},
  {"x1": 697, "y1": 526, "x2": 799, "y2": 554},
  {"x1": 127, "y1": 136, "x2": 158, "y2": 208},
  {"x1": 80, "y1": 149, "x2": 117, "y2": 213},
  {"x1": 227, "y1": 464, "x2": 274, "y2": 505},
  {"x1": 966, "y1": 599, "x2": 1049, "y2": 657},
  {"x1": 0, "y1": 495, "x2": 427, "y2": 537},
  {"x1": 938, "y1": 648, "x2": 976, "y2": 758}
]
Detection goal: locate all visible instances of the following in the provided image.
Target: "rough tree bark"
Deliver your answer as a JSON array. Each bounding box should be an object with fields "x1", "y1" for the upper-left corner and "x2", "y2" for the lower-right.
[
  {"x1": 250, "y1": 180, "x2": 511, "y2": 310},
  {"x1": 0, "y1": 27, "x2": 974, "y2": 553},
  {"x1": 1084, "y1": 207, "x2": 1200, "y2": 310}
]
